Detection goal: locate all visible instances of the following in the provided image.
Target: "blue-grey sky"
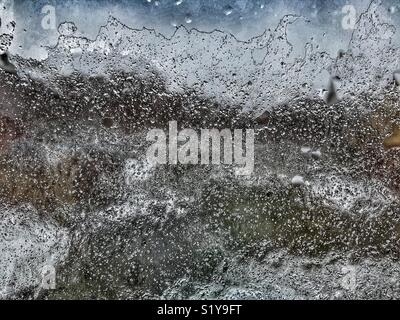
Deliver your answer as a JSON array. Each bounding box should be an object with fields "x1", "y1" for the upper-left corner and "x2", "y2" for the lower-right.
[
  {"x1": 4, "y1": 0, "x2": 400, "y2": 59},
  {"x1": 12, "y1": 0, "x2": 399, "y2": 32}
]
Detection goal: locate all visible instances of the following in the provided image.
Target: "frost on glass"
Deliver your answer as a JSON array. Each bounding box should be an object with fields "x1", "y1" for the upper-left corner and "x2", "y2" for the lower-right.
[{"x1": 1, "y1": 0, "x2": 400, "y2": 299}]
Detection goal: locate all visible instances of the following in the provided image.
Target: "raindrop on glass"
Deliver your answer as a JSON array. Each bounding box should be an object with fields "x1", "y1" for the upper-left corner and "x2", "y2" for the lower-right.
[
  {"x1": 185, "y1": 15, "x2": 192, "y2": 24},
  {"x1": 224, "y1": 6, "x2": 233, "y2": 16}
]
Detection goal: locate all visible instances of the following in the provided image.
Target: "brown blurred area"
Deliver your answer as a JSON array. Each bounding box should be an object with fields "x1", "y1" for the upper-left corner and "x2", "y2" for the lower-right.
[{"x1": 0, "y1": 114, "x2": 23, "y2": 151}]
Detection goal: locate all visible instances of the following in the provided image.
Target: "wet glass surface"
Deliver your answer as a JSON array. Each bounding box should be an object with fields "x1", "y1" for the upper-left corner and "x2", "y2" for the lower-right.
[{"x1": 1, "y1": 0, "x2": 400, "y2": 300}]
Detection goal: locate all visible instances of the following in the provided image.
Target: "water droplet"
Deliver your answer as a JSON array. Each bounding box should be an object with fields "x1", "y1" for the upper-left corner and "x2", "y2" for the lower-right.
[
  {"x1": 291, "y1": 175, "x2": 305, "y2": 186},
  {"x1": 311, "y1": 150, "x2": 322, "y2": 159},
  {"x1": 102, "y1": 117, "x2": 114, "y2": 128},
  {"x1": 224, "y1": 6, "x2": 233, "y2": 16},
  {"x1": 185, "y1": 15, "x2": 192, "y2": 24}
]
